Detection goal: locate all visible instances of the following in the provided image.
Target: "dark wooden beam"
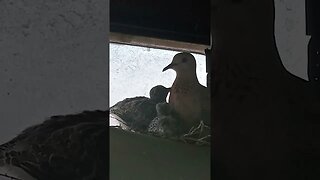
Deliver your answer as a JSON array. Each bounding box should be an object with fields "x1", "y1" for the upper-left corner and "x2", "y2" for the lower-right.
[{"x1": 110, "y1": 0, "x2": 210, "y2": 45}]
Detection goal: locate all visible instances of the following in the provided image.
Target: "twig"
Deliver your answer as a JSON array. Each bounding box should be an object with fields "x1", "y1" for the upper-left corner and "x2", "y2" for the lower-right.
[
  {"x1": 0, "y1": 173, "x2": 23, "y2": 180},
  {"x1": 197, "y1": 135, "x2": 211, "y2": 141}
]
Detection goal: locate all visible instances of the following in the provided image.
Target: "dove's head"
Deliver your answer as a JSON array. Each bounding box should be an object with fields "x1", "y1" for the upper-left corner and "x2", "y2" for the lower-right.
[
  {"x1": 162, "y1": 52, "x2": 196, "y2": 75},
  {"x1": 149, "y1": 85, "x2": 170, "y2": 103}
]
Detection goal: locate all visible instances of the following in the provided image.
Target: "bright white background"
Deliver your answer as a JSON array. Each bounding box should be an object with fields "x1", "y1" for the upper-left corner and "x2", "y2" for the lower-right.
[{"x1": 110, "y1": 43, "x2": 207, "y2": 107}]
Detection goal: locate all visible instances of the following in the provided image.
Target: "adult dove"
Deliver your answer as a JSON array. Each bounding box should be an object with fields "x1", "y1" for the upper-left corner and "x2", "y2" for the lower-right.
[{"x1": 162, "y1": 52, "x2": 210, "y2": 132}]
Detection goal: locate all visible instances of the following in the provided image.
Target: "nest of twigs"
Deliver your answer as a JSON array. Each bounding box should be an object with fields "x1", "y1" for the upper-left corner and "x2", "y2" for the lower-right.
[
  {"x1": 172, "y1": 121, "x2": 211, "y2": 146},
  {"x1": 110, "y1": 116, "x2": 211, "y2": 146},
  {"x1": 146, "y1": 120, "x2": 211, "y2": 146}
]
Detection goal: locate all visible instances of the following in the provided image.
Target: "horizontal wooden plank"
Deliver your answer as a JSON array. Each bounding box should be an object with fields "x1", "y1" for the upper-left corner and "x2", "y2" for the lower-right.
[{"x1": 110, "y1": 127, "x2": 211, "y2": 180}]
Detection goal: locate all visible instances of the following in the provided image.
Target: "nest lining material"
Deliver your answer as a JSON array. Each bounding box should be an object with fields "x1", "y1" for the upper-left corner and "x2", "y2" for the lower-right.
[{"x1": 110, "y1": 120, "x2": 211, "y2": 146}]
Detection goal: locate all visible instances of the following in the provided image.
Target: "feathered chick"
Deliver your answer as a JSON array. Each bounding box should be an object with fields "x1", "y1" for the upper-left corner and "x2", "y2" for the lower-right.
[{"x1": 110, "y1": 85, "x2": 170, "y2": 132}]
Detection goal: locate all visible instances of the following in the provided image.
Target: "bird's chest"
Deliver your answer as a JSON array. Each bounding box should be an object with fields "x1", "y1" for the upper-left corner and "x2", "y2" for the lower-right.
[
  {"x1": 169, "y1": 83, "x2": 193, "y2": 102},
  {"x1": 169, "y1": 85, "x2": 201, "y2": 119}
]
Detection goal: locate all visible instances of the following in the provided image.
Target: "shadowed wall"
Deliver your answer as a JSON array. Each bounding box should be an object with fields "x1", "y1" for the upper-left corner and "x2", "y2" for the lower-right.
[
  {"x1": 211, "y1": 0, "x2": 316, "y2": 179},
  {"x1": 0, "y1": 0, "x2": 108, "y2": 150}
]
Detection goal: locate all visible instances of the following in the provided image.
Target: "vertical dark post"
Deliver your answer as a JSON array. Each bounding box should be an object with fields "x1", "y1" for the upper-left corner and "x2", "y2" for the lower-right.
[
  {"x1": 211, "y1": 0, "x2": 312, "y2": 179},
  {"x1": 307, "y1": 0, "x2": 320, "y2": 82},
  {"x1": 306, "y1": 2, "x2": 320, "y2": 179}
]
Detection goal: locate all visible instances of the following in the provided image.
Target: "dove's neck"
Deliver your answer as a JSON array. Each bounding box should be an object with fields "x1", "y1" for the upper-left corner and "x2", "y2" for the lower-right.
[{"x1": 175, "y1": 71, "x2": 199, "y2": 85}]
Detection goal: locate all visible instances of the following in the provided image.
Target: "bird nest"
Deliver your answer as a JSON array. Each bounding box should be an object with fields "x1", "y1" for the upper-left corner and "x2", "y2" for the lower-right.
[
  {"x1": 111, "y1": 120, "x2": 211, "y2": 147},
  {"x1": 171, "y1": 121, "x2": 211, "y2": 146}
]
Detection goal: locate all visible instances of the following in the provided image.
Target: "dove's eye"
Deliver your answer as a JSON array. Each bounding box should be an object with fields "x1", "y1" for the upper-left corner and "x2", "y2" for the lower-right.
[{"x1": 182, "y1": 58, "x2": 188, "y2": 63}]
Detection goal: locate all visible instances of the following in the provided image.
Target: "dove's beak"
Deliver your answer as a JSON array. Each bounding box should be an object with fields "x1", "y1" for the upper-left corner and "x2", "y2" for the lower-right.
[{"x1": 162, "y1": 63, "x2": 176, "y2": 72}]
